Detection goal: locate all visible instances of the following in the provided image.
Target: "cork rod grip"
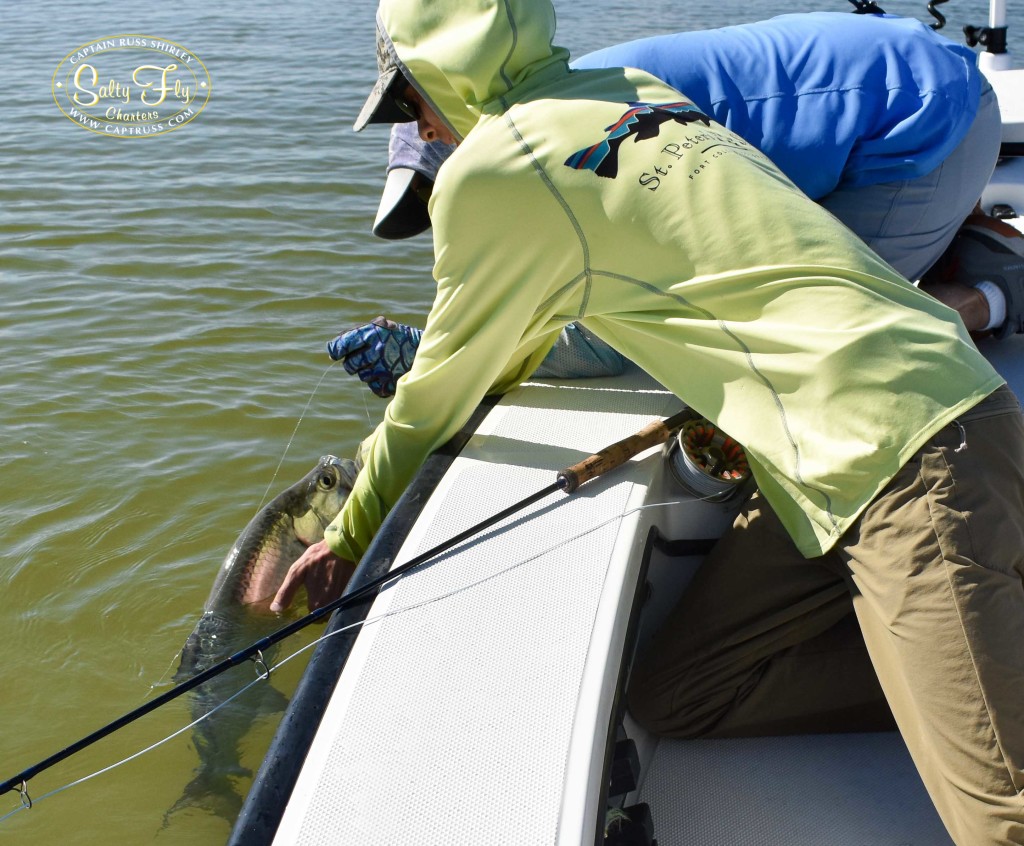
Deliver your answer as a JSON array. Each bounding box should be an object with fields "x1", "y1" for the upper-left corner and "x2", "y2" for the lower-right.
[{"x1": 556, "y1": 409, "x2": 692, "y2": 493}]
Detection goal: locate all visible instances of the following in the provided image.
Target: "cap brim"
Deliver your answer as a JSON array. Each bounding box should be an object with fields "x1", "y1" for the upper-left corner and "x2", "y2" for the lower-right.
[
  {"x1": 353, "y1": 68, "x2": 416, "y2": 132},
  {"x1": 372, "y1": 167, "x2": 432, "y2": 239}
]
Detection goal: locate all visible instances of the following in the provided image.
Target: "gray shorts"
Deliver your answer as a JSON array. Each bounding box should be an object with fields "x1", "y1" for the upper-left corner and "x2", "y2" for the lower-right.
[{"x1": 820, "y1": 81, "x2": 1002, "y2": 282}]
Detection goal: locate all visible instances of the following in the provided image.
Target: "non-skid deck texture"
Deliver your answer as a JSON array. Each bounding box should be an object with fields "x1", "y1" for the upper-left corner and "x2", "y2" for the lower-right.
[
  {"x1": 273, "y1": 372, "x2": 678, "y2": 845},
  {"x1": 638, "y1": 733, "x2": 953, "y2": 845}
]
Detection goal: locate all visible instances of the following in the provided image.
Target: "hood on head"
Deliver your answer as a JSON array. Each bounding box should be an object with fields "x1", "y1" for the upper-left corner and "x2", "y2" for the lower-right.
[{"x1": 358, "y1": 0, "x2": 569, "y2": 142}]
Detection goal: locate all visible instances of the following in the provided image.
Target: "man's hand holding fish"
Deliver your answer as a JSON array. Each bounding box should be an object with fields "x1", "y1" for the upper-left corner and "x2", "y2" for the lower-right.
[{"x1": 270, "y1": 540, "x2": 354, "y2": 613}]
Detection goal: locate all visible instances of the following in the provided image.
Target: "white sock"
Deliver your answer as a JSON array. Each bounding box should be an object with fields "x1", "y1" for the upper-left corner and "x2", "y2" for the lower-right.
[{"x1": 975, "y1": 280, "x2": 1006, "y2": 331}]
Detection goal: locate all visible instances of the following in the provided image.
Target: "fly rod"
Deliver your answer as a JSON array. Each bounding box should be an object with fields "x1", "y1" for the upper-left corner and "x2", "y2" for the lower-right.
[{"x1": 0, "y1": 408, "x2": 690, "y2": 801}]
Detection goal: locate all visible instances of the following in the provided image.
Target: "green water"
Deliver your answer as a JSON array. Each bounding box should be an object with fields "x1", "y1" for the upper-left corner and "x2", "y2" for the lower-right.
[{"x1": 1, "y1": 0, "x2": 1014, "y2": 843}]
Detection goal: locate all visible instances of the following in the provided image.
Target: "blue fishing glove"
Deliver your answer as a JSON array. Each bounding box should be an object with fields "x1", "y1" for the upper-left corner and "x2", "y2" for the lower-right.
[{"x1": 327, "y1": 316, "x2": 423, "y2": 398}]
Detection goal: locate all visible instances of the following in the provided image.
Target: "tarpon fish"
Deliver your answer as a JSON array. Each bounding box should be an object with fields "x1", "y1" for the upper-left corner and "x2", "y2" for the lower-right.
[{"x1": 164, "y1": 454, "x2": 358, "y2": 823}]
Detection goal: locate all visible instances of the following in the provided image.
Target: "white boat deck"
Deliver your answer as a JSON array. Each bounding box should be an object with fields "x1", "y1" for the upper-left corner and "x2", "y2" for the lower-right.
[{"x1": 637, "y1": 733, "x2": 952, "y2": 844}]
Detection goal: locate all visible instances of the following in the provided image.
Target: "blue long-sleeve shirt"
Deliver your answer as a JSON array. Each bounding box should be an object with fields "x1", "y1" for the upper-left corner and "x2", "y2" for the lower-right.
[{"x1": 575, "y1": 12, "x2": 982, "y2": 199}]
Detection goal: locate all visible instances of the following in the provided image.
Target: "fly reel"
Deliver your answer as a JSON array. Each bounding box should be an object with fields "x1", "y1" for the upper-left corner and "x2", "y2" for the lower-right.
[{"x1": 666, "y1": 417, "x2": 751, "y2": 501}]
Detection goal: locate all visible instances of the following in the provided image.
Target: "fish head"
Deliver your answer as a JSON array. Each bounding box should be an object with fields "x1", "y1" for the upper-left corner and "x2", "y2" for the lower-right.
[
  {"x1": 290, "y1": 454, "x2": 358, "y2": 545},
  {"x1": 199, "y1": 455, "x2": 359, "y2": 613}
]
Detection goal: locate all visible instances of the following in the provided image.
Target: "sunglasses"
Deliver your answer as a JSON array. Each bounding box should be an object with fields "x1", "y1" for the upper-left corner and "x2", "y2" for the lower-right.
[{"x1": 392, "y1": 90, "x2": 420, "y2": 122}]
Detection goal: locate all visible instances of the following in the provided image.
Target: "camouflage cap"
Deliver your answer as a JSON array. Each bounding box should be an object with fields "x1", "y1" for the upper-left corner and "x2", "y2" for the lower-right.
[{"x1": 353, "y1": 22, "x2": 416, "y2": 132}]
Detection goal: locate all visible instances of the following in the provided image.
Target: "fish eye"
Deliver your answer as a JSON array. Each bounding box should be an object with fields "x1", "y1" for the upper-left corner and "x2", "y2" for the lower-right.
[{"x1": 318, "y1": 472, "x2": 337, "y2": 490}]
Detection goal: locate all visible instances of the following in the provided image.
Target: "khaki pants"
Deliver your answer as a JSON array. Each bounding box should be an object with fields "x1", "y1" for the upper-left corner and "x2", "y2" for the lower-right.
[{"x1": 628, "y1": 386, "x2": 1024, "y2": 845}]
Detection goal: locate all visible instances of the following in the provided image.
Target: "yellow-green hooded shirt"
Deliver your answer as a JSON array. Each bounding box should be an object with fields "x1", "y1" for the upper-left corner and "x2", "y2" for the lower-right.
[{"x1": 325, "y1": 0, "x2": 1003, "y2": 561}]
